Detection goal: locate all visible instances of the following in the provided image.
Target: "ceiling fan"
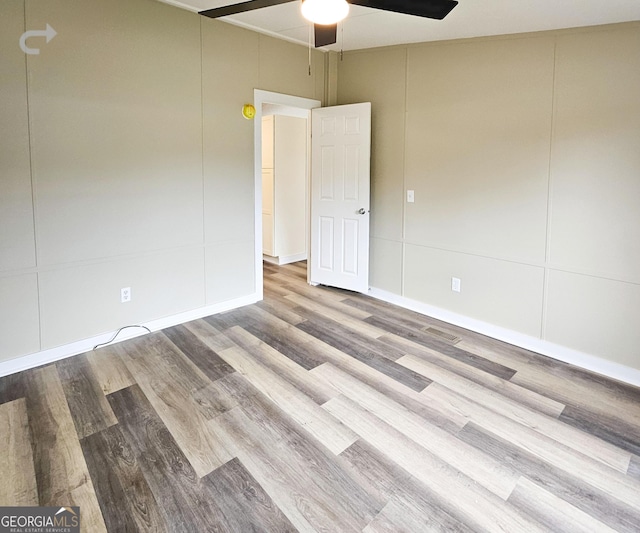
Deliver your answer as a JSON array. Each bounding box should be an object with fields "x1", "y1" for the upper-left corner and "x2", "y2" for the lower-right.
[{"x1": 199, "y1": 0, "x2": 458, "y2": 48}]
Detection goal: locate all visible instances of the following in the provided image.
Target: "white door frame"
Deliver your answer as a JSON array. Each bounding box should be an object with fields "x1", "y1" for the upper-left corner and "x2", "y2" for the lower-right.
[{"x1": 253, "y1": 90, "x2": 321, "y2": 300}]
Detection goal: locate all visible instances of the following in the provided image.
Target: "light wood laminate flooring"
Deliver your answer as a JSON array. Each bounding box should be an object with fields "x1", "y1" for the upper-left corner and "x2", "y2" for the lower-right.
[{"x1": 1, "y1": 261, "x2": 639, "y2": 532}]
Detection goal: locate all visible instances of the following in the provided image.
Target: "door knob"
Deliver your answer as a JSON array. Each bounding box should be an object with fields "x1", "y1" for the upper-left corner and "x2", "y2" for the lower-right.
[{"x1": 357, "y1": 208, "x2": 367, "y2": 215}]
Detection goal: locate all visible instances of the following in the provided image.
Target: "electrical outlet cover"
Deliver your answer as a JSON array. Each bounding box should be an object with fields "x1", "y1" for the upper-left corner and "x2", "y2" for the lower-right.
[{"x1": 121, "y1": 287, "x2": 131, "y2": 303}]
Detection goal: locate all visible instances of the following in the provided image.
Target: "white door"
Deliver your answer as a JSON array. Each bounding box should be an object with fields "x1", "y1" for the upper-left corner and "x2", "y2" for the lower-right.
[{"x1": 310, "y1": 103, "x2": 371, "y2": 293}]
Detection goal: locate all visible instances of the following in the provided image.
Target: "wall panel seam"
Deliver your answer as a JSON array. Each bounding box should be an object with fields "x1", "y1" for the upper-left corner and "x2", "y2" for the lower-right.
[
  {"x1": 23, "y1": 0, "x2": 42, "y2": 350},
  {"x1": 401, "y1": 241, "x2": 640, "y2": 286},
  {"x1": 200, "y1": 17, "x2": 207, "y2": 301},
  {"x1": 400, "y1": 45, "x2": 409, "y2": 297},
  {"x1": 546, "y1": 266, "x2": 640, "y2": 287},
  {"x1": 402, "y1": 241, "x2": 546, "y2": 270},
  {"x1": 18, "y1": 243, "x2": 208, "y2": 275},
  {"x1": 541, "y1": 38, "x2": 559, "y2": 339},
  {"x1": 371, "y1": 236, "x2": 403, "y2": 244}
]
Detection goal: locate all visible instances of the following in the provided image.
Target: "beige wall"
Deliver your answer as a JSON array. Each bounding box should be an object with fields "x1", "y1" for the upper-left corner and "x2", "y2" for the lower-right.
[
  {"x1": 337, "y1": 47, "x2": 407, "y2": 294},
  {"x1": 273, "y1": 115, "x2": 307, "y2": 260},
  {"x1": 1, "y1": 0, "x2": 35, "y2": 273},
  {"x1": 338, "y1": 23, "x2": 640, "y2": 370},
  {"x1": 2, "y1": 0, "x2": 638, "y2": 375},
  {"x1": 0, "y1": 0, "x2": 325, "y2": 363}
]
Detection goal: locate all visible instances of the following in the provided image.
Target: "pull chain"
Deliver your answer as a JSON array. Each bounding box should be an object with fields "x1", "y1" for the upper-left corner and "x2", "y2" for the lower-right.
[{"x1": 308, "y1": 23, "x2": 312, "y2": 76}]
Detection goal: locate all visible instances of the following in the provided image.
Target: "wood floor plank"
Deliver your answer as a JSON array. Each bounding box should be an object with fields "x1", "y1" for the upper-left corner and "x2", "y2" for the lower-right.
[
  {"x1": 297, "y1": 317, "x2": 431, "y2": 393},
  {"x1": 281, "y1": 280, "x2": 373, "y2": 319},
  {"x1": 0, "y1": 371, "x2": 27, "y2": 405},
  {"x1": 205, "y1": 306, "x2": 279, "y2": 336},
  {"x1": 319, "y1": 350, "x2": 466, "y2": 433},
  {"x1": 120, "y1": 334, "x2": 233, "y2": 478},
  {"x1": 107, "y1": 385, "x2": 229, "y2": 531},
  {"x1": 143, "y1": 326, "x2": 244, "y2": 422},
  {"x1": 117, "y1": 332, "x2": 211, "y2": 393},
  {"x1": 458, "y1": 422, "x2": 640, "y2": 533},
  {"x1": 202, "y1": 309, "x2": 248, "y2": 332},
  {"x1": 341, "y1": 296, "x2": 464, "y2": 345},
  {"x1": 0, "y1": 398, "x2": 38, "y2": 506},
  {"x1": 341, "y1": 439, "x2": 474, "y2": 532},
  {"x1": 240, "y1": 305, "x2": 466, "y2": 432},
  {"x1": 208, "y1": 393, "x2": 384, "y2": 532},
  {"x1": 293, "y1": 305, "x2": 407, "y2": 361},
  {"x1": 255, "y1": 296, "x2": 305, "y2": 325},
  {"x1": 268, "y1": 272, "x2": 322, "y2": 292},
  {"x1": 86, "y1": 347, "x2": 136, "y2": 395},
  {"x1": 364, "y1": 500, "x2": 455, "y2": 533},
  {"x1": 507, "y1": 476, "x2": 618, "y2": 533},
  {"x1": 218, "y1": 344, "x2": 357, "y2": 455},
  {"x1": 207, "y1": 370, "x2": 262, "y2": 404},
  {"x1": 204, "y1": 457, "x2": 298, "y2": 532},
  {"x1": 312, "y1": 363, "x2": 520, "y2": 499},
  {"x1": 559, "y1": 404, "x2": 640, "y2": 456},
  {"x1": 378, "y1": 333, "x2": 566, "y2": 418},
  {"x1": 224, "y1": 301, "x2": 327, "y2": 369},
  {"x1": 274, "y1": 261, "x2": 308, "y2": 278},
  {"x1": 244, "y1": 322, "x2": 328, "y2": 370},
  {"x1": 263, "y1": 281, "x2": 298, "y2": 302},
  {"x1": 458, "y1": 336, "x2": 553, "y2": 372},
  {"x1": 183, "y1": 318, "x2": 237, "y2": 353},
  {"x1": 81, "y1": 424, "x2": 167, "y2": 532},
  {"x1": 342, "y1": 294, "x2": 506, "y2": 353},
  {"x1": 190, "y1": 372, "x2": 253, "y2": 420},
  {"x1": 24, "y1": 365, "x2": 107, "y2": 533},
  {"x1": 130, "y1": 388, "x2": 231, "y2": 480},
  {"x1": 323, "y1": 394, "x2": 546, "y2": 533},
  {"x1": 424, "y1": 383, "x2": 640, "y2": 512},
  {"x1": 286, "y1": 292, "x2": 385, "y2": 338},
  {"x1": 70, "y1": 484, "x2": 110, "y2": 533},
  {"x1": 366, "y1": 315, "x2": 517, "y2": 380},
  {"x1": 248, "y1": 301, "x2": 370, "y2": 354},
  {"x1": 57, "y1": 354, "x2": 118, "y2": 439},
  {"x1": 162, "y1": 323, "x2": 235, "y2": 382},
  {"x1": 628, "y1": 455, "x2": 640, "y2": 480},
  {"x1": 223, "y1": 325, "x2": 340, "y2": 404},
  {"x1": 401, "y1": 353, "x2": 633, "y2": 473},
  {"x1": 511, "y1": 363, "x2": 640, "y2": 430}
]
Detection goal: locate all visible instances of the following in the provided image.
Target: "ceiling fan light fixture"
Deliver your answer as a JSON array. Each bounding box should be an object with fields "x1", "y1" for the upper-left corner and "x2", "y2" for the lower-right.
[{"x1": 301, "y1": 0, "x2": 349, "y2": 25}]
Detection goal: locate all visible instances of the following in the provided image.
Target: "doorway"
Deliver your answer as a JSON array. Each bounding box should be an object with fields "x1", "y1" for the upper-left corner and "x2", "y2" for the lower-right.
[
  {"x1": 261, "y1": 105, "x2": 308, "y2": 267},
  {"x1": 253, "y1": 90, "x2": 321, "y2": 300}
]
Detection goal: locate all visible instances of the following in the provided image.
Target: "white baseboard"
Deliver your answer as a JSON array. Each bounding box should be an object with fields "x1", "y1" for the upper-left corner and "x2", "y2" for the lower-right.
[
  {"x1": 368, "y1": 287, "x2": 640, "y2": 388},
  {"x1": 0, "y1": 293, "x2": 259, "y2": 379},
  {"x1": 278, "y1": 253, "x2": 307, "y2": 265},
  {"x1": 6, "y1": 285, "x2": 638, "y2": 389},
  {"x1": 263, "y1": 253, "x2": 307, "y2": 265}
]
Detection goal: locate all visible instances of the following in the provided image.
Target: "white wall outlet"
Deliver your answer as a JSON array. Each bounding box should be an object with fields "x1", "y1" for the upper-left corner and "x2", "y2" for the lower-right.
[
  {"x1": 407, "y1": 190, "x2": 415, "y2": 203},
  {"x1": 451, "y1": 277, "x2": 461, "y2": 293},
  {"x1": 121, "y1": 287, "x2": 132, "y2": 303}
]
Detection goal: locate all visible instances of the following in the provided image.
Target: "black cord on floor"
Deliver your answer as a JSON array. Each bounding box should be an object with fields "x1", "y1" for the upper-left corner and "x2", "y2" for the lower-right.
[{"x1": 93, "y1": 325, "x2": 151, "y2": 351}]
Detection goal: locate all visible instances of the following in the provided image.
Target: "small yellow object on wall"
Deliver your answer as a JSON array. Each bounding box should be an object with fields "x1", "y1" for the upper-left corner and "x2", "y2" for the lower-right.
[{"x1": 242, "y1": 104, "x2": 256, "y2": 120}]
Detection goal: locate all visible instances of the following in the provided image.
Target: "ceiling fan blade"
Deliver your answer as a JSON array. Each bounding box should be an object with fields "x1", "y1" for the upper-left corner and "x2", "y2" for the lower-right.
[
  {"x1": 314, "y1": 24, "x2": 337, "y2": 47},
  {"x1": 199, "y1": 0, "x2": 294, "y2": 19},
  {"x1": 349, "y1": 0, "x2": 458, "y2": 20}
]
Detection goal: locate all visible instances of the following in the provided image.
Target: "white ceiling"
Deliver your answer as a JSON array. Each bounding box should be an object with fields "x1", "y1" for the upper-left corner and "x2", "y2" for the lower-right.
[{"x1": 161, "y1": 0, "x2": 640, "y2": 52}]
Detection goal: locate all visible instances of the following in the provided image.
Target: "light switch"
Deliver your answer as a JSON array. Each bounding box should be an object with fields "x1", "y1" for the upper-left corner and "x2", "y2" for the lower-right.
[
  {"x1": 451, "y1": 277, "x2": 461, "y2": 293},
  {"x1": 407, "y1": 190, "x2": 415, "y2": 203}
]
